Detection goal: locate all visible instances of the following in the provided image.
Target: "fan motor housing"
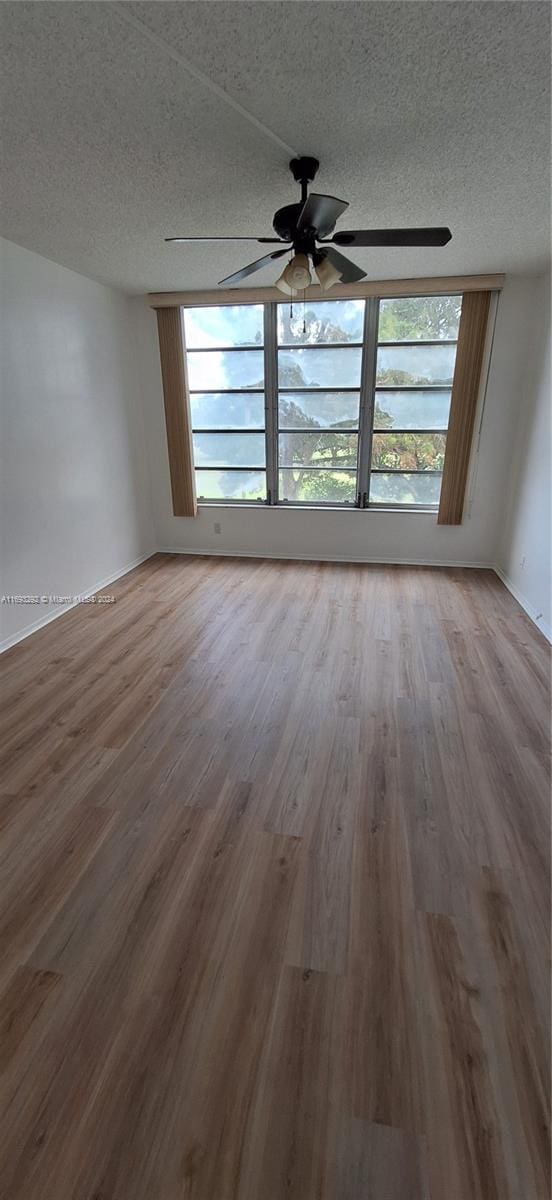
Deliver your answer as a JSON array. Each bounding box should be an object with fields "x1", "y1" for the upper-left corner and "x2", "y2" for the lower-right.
[
  {"x1": 272, "y1": 204, "x2": 326, "y2": 253},
  {"x1": 272, "y1": 203, "x2": 303, "y2": 243}
]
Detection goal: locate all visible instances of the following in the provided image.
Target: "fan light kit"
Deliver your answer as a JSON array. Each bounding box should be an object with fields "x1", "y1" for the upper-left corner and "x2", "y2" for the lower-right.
[
  {"x1": 275, "y1": 252, "x2": 312, "y2": 294},
  {"x1": 166, "y1": 157, "x2": 452, "y2": 292},
  {"x1": 312, "y1": 252, "x2": 343, "y2": 292}
]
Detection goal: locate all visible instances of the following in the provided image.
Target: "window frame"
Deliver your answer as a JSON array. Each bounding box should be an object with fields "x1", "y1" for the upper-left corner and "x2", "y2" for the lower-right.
[
  {"x1": 367, "y1": 297, "x2": 460, "y2": 510},
  {"x1": 182, "y1": 293, "x2": 463, "y2": 511},
  {"x1": 186, "y1": 314, "x2": 268, "y2": 504},
  {"x1": 274, "y1": 307, "x2": 365, "y2": 508}
]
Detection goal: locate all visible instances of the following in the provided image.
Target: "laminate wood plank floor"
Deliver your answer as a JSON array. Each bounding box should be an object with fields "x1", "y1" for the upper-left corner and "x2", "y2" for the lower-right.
[{"x1": 0, "y1": 554, "x2": 549, "y2": 1199}]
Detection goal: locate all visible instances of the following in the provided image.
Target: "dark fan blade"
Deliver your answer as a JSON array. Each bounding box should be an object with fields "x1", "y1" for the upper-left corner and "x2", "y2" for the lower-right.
[
  {"x1": 165, "y1": 236, "x2": 288, "y2": 244},
  {"x1": 218, "y1": 247, "x2": 289, "y2": 287},
  {"x1": 317, "y1": 246, "x2": 367, "y2": 284},
  {"x1": 296, "y1": 193, "x2": 349, "y2": 239},
  {"x1": 329, "y1": 227, "x2": 452, "y2": 247}
]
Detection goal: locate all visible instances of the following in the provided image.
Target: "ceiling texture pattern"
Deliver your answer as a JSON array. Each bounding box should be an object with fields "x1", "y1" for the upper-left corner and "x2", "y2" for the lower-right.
[{"x1": 1, "y1": 1, "x2": 550, "y2": 293}]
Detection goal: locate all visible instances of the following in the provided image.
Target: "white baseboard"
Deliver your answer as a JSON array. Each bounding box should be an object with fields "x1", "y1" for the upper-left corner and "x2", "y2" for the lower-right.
[
  {"x1": 7, "y1": 547, "x2": 547, "y2": 652},
  {"x1": 161, "y1": 546, "x2": 493, "y2": 569},
  {"x1": 493, "y1": 565, "x2": 552, "y2": 643},
  {"x1": 0, "y1": 548, "x2": 156, "y2": 654}
]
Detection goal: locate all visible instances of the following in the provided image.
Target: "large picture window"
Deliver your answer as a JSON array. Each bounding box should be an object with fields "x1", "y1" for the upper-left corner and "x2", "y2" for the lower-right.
[{"x1": 183, "y1": 295, "x2": 462, "y2": 508}]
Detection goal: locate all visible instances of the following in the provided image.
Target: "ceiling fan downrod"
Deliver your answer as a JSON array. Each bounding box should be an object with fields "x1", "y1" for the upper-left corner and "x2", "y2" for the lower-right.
[{"x1": 289, "y1": 155, "x2": 320, "y2": 203}]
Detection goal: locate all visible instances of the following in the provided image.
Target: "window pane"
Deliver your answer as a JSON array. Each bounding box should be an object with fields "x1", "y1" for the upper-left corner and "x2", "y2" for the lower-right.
[
  {"x1": 190, "y1": 392, "x2": 265, "y2": 429},
  {"x1": 374, "y1": 389, "x2": 451, "y2": 430},
  {"x1": 279, "y1": 469, "x2": 356, "y2": 504},
  {"x1": 277, "y1": 301, "x2": 364, "y2": 345},
  {"x1": 192, "y1": 433, "x2": 265, "y2": 468},
  {"x1": 279, "y1": 347, "x2": 362, "y2": 389},
  {"x1": 195, "y1": 469, "x2": 266, "y2": 501},
  {"x1": 378, "y1": 296, "x2": 461, "y2": 341},
  {"x1": 279, "y1": 391, "x2": 360, "y2": 429},
  {"x1": 376, "y1": 344, "x2": 456, "y2": 386},
  {"x1": 279, "y1": 432, "x2": 358, "y2": 469},
  {"x1": 187, "y1": 350, "x2": 264, "y2": 391},
  {"x1": 370, "y1": 472, "x2": 442, "y2": 506},
  {"x1": 371, "y1": 433, "x2": 446, "y2": 472},
  {"x1": 184, "y1": 305, "x2": 263, "y2": 349}
]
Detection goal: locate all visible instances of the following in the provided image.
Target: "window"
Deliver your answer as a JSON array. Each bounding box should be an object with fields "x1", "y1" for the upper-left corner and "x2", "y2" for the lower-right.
[
  {"x1": 277, "y1": 301, "x2": 364, "y2": 505},
  {"x1": 184, "y1": 305, "x2": 267, "y2": 502},
  {"x1": 183, "y1": 295, "x2": 461, "y2": 509},
  {"x1": 370, "y1": 295, "x2": 461, "y2": 507}
]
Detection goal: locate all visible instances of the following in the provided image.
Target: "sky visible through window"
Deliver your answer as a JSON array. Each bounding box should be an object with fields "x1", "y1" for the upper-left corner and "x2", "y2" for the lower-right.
[{"x1": 184, "y1": 305, "x2": 264, "y2": 349}]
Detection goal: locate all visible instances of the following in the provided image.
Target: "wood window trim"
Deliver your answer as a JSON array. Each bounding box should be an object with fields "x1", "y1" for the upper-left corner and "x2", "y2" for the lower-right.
[
  {"x1": 156, "y1": 307, "x2": 197, "y2": 517},
  {"x1": 437, "y1": 291, "x2": 492, "y2": 525},
  {"x1": 148, "y1": 273, "x2": 504, "y2": 310}
]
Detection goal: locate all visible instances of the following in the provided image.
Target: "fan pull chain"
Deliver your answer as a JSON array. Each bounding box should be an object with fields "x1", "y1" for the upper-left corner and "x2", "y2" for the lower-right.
[
  {"x1": 287, "y1": 247, "x2": 296, "y2": 321},
  {"x1": 302, "y1": 290, "x2": 306, "y2": 335}
]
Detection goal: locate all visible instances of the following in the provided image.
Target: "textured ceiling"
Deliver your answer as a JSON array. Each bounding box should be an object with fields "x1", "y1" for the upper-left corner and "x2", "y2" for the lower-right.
[{"x1": 1, "y1": 1, "x2": 550, "y2": 294}]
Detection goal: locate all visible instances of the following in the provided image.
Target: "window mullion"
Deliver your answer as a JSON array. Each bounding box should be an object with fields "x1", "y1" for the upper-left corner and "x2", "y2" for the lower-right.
[
  {"x1": 357, "y1": 297, "x2": 380, "y2": 508},
  {"x1": 264, "y1": 303, "x2": 278, "y2": 504}
]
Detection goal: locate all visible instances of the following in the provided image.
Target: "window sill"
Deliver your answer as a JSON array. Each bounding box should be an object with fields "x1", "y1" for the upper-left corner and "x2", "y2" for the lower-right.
[{"x1": 196, "y1": 503, "x2": 439, "y2": 515}]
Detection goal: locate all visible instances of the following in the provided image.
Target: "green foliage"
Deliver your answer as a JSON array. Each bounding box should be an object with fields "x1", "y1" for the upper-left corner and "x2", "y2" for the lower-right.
[
  {"x1": 278, "y1": 394, "x2": 394, "y2": 501},
  {"x1": 377, "y1": 295, "x2": 461, "y2": 341},
  {"x1": 279, "y1": 397, "x2": 319, "y2": 430},
  {"x1": 292, "y1": 471, "x2": 355, "y2": 503},
  {"x1": 376, "y1": 367, "x2": 437, "y2": 386},
  {"x1": 371, "y1": 433, "x2": 445, "y2": 472}
]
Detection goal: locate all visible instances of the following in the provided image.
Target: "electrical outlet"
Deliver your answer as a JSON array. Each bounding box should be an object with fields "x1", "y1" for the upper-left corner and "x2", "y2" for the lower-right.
[{"x1": 214, "y1": 522, "x2": 221, "y2": 535}]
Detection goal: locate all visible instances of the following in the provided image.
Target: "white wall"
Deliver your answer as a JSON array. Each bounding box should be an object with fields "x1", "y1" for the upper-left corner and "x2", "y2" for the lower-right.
[
  {"x1": 497, "y1": 272, "x2": 551, "y2": 640},
  {"x1": 132, "y1": 276, "x2": 538, "y2": 568},
  {"x1": 0, "y1": 239, "x2": 154, "y2": 648}
]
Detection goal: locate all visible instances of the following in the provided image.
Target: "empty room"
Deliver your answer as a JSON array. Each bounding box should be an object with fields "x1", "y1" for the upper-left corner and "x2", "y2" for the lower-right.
[{"x1": 0, "y1": 2, "x2": 550, "y2": 1197}]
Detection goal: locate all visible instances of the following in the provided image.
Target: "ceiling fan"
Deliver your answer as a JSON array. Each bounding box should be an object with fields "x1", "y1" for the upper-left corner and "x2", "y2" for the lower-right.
[{"x1": 165, "y1": 156, "x2": 452, "y2": 292}]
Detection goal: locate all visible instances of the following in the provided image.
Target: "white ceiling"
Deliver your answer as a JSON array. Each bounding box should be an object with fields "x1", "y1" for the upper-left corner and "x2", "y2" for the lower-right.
[{"x1": 1, "y1": 1, "x2": 550, "y2": 294}]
